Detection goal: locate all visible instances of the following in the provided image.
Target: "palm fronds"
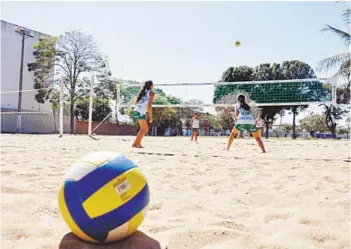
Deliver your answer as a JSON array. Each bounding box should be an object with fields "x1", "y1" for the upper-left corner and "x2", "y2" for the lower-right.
[
  {"x1": 317, "y1": 52, "x2": 350, "y2": 72},
  {"x1": 332, "y1": 58, "x2": 351, "y2": 80},
  {"x1": 342, "y1": 8, "x2": 350, "y2": 26},
  {"x1": 321, "y1": 24, "x2": 350, "y2": 46}
]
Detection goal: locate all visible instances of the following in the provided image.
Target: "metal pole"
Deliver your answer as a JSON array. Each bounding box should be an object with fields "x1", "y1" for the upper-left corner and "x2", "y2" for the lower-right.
[
  {"x1": 116, "y1": 81, "x2": 121, "y2": 135},
  {"x1": 15, "y1": 27, "x2": 33, "y2": 134},
  {"x1": 16, "y1": 33, "x2": 25, "y2": 133},
  {"x1": 116, "y1": 61, "x2": 123, "y2": 136},
  {"x1": 59, "y1": 78, "x2": 64, "y2": 137},
  {"x1": 88, "y1": 74, "x2": 94, "y2": 136}
]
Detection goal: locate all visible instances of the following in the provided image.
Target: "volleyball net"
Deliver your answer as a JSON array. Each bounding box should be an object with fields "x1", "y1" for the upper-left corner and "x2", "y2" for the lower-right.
[
  {"x1": 1, "y1": 77, "x2": 337, "y2": 137},
  {"x1": 119, "y1": 78, "x2": 336, "y2": 108},
  {"x1": 112, "y1": 78, "x2": 336, "y2": 137},
  {"x1": 0, "y1": 79, "x2": 65, "y2": 136}
]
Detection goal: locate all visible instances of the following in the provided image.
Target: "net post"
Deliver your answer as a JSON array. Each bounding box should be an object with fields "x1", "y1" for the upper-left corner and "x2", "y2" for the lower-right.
[
  {"x1": 59, "y1": 77, "x2": 64, "y2": 138},
  {"x1": 116, "y1": 80, "x2": 121, "y2": 136},
  {"x1": 331, "y1": 77, "x2": 337, "y2": 105},
  {"x1": 88, "y1": 74, "x2": 94, "y2": 136},
  {"x1": 16, "y1": 113, "x2": 22, "y2": 134}
]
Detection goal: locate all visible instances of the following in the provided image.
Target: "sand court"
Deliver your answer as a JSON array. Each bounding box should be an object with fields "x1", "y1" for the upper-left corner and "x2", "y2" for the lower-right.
[{"x1": 1, "y1": 134, "x2": 349, "y2": 249}]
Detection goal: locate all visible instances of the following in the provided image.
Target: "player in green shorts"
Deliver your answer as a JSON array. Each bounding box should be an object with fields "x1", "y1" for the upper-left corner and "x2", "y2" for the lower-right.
[
  {"x1": 132, "y1": 81, "x2": 155, "y2": 148},
  {"x1": 225, "y1": 95, "x2": 266, "y2": 153}
]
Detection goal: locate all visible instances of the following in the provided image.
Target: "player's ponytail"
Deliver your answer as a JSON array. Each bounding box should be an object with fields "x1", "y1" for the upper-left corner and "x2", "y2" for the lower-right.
[
  {"x1": 237, "y1": 95, "x2": 250, "y2": 111},
  {"x1": 136, "y1": 80, "x2": 153, "y2": 103}
]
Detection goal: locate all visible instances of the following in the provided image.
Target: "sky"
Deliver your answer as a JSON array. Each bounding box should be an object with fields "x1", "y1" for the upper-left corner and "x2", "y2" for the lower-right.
[{"x1": 1, "y1": 1, "x2": 349, "y2": 125}]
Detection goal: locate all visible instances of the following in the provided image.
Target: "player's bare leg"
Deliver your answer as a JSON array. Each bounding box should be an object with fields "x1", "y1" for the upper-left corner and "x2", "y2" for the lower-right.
[
  {"x1": 251, "y1": 131, "x2": 266, "y2": 153},
  {"x1": 226, "y1": 128, "x2": 239, "y2": 151}
]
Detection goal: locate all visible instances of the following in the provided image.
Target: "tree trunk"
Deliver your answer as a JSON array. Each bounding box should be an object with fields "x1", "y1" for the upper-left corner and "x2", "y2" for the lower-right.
[
  {"x1": 265, "y1": 122, "x2": 269, "y2": 139},
  {"x1": 309, "y1": 130, "x2": 315, "y2": 138},
  {"x1": 292, "y1": 107, "x2": 297, "y2": 139},
  {"x1": 178, "y1": 121, "x2": 183, "y2": 136},
  {"x1": 70, "y1": 101, "x2": 75, "y2": 134},
  {"x1": 331, "y1": 124, "x2": 337, "y2": 139},
  {"x1": 325, "y1": 108, "x2": 337, "y2": 139}
]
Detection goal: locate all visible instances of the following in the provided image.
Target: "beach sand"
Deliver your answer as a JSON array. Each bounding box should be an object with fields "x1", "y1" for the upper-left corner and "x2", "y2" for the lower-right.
[{"x1": 1, "y1": 134, "x2": 349, "y2": 249}]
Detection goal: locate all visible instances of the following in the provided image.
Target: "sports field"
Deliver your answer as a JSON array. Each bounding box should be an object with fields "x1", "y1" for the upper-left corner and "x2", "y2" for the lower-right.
[{"x1": 1, "y1": 134, "x2": 349, "y2": 249}]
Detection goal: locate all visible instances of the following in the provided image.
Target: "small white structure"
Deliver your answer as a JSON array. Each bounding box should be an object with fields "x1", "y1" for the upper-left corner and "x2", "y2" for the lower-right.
[{"x1": 1, "y1": 20, "x2": 52, "y2": 113}]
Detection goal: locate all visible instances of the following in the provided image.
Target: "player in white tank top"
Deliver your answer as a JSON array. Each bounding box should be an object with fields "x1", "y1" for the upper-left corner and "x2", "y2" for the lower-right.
[
  {"x1": 133, "y1": 90, "x2": 151, "y2": 115},
  {"x1": 225, "y1": 95, "x2": 266, "y2": 153},
  {"x1": 132, "y1": 81, "x2": 155, "y2": 148},
  {"x1": 190, "y1": 113, "x2": 200, "y2": 142}
]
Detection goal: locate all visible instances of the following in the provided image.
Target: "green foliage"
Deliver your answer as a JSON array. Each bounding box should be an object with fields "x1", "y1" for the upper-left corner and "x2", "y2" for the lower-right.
[
  {"x1": 299, "y1": 113, "x2": 328, "y2": 132},
  {"x1": 28, "y1": 31, "x2": 110, "y2": 133},
  {"x1": 281, "y1": 123, "x2": 293, "y2": 132},
  {"x1": 337, "y1": 126, "x2": 349, "y2": 134},
  {"x1": 214, "y1": 61, "x2": 323, "y2": 105},
  {"x1": 318, "y1": 8, "x2": 350, "y2": 103},
  {"x1": 28, "y1": 36, "x2": 58, "y2": 104},
  {"x1": 213, "y1": 66, "x2": 254, "y2": 103},
  {"x1": 321, "y1": 104, "x2": 349, "y2": 138},
  {"x1": 201, "y1": 113, "x2": 222, "y2": 129},
  {"x1": 75, "y1": 97, "x2": 112, "y2": 123},
  {"x1": 214, "y1": 61, "x2": 320, "y2": 138},
  {"x1": 127, "y1": 94, "x2": 176, "y2": 125},
  {"x1": 260, "y1": 106, "x2": 285, "y2": 138}
]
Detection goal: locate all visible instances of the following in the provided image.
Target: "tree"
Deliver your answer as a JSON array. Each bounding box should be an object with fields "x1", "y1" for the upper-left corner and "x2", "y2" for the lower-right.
[
  {"x1": 127, "y1": 94, "x2": 176, "y2": 132},
  {"x1": 321, "y1": 104, "x2": 349, "y2": 138},
  {"x1": 214, "y1": 62, "x2": 323, "y2": 138},
  {"x1": 28, "y1": 31, "x2": 109, "y2": 133},
  {"x1": 213, "y1": 66, "x2": 254, "y2": 103},
  {"x1": 299, "y1": 113, "x2": 329, "y2": 137},
  {"x1": 317, "y1": 7, "x2": 350, "y2": 137},
  {"x1": 261, "y1": 106, "x2": 284, "y2": 138},
  {"x1": 284, "y1": 105, "x2": 308, "y2": 138},
  {"x1": 280, "y1": 60, "x2": 317, "y2": 139},
  {"x1": 318, "y1": 7, "x2": 350, "y2": 103},
  {"x1": 27, "y1": 36, "x2": 59, "y2": 116},
  {"x1": 281, "y1": 123, "x2": 293, "y2": 133},
  {"x1": 253, "y1": 61, "x2": 318, "y2": 139},
  {"x1": 75, "y1": 97, "x2": 112, "y2": 123},
  {"x1": 281, "y1": 60, "x2": 316, "y2": 80}
]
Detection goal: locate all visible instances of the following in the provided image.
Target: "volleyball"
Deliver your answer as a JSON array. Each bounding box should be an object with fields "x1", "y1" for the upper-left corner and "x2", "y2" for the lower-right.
[
  {"x1": 58, "y1": 151, "x2": 150, "y2": 243},
  {"x1": 235, "y1": 41, "x2": 241, "y2": 47}
]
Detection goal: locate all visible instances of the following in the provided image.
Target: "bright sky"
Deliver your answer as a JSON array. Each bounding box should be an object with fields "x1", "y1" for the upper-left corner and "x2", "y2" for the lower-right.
[{"x1": 1, "y1": 1, "x2": 349, "y2": 125}]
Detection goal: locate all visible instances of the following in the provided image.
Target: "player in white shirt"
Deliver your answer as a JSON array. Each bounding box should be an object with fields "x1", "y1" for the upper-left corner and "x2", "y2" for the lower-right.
[
  {"x1": 225, "y1": 95, "x2": 266, "y2": 152},
  {"x1": 132, "y1": 80, "x2": 155, "y2": 148},
  {"x1": 190, "y1": 112, "x2": 200, "y2": 142}
]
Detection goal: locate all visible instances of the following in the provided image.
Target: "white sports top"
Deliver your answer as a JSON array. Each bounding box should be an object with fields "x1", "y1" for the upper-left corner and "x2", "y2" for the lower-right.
[
  {"x1": 133, "y1": 90, "x2": 151, "y2": 115},
  {"x1": 192, "y1": 118, "x2": 200, "y2": 128},
  {"x1": 236, "y1": 104, "x2": 255, "y2": 125},
  {"x1": 256, "y1": 119, "x2": 263, "y2": 128}
]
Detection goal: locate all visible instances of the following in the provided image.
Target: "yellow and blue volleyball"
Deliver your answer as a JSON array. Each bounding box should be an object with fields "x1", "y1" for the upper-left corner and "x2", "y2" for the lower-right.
[{"x1": 58, "y1": 151, "x2": 150, "y2": 243}]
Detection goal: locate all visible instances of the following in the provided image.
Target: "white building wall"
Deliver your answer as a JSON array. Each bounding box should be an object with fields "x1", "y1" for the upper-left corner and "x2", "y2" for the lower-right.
[{"x1": 1, "y1": 20, "x2": 52, "y2": 113}]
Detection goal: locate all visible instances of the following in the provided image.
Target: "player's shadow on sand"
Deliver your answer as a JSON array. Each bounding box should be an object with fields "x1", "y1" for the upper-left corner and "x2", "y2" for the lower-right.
[{"x1": 59, "y1": 231, "x2": 162, "y2": 249}]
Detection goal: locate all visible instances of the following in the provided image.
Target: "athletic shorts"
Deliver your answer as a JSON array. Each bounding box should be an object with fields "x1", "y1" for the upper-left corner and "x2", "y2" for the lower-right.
[
  {"x1": 132, "y1": 111, "x2": 146, "y2": 121},
  {"x1": 192, "y1": 128, "x2": 199, "y2": 132},
  {"x1": 234, "y1": 124, "x2": 258, "y2": 132}
]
